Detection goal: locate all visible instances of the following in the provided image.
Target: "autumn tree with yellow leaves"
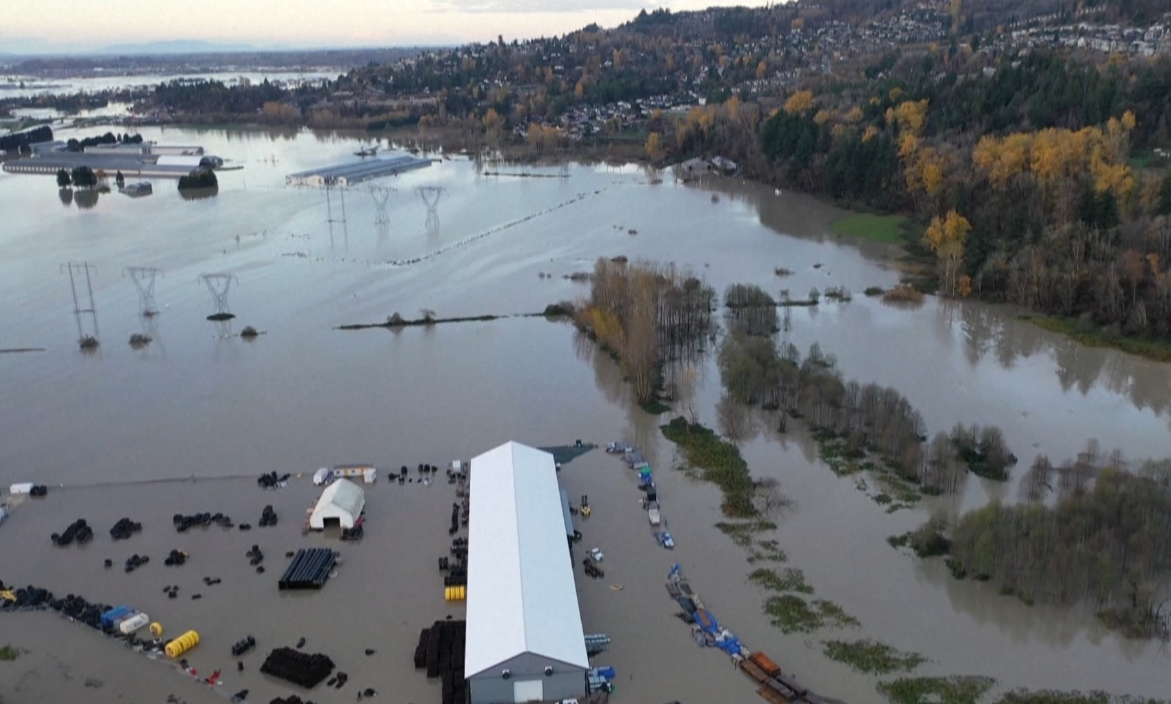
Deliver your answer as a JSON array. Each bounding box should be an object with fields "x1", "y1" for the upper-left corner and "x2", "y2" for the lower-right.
[{"x1": 924, "y1": 210, "x2": 973, "y2": 295}]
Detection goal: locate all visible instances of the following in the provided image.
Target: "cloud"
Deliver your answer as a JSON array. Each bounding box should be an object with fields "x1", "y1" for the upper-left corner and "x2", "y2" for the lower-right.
[{"x1": 428, "y1": 0, "x2": 655, "y2": 13}]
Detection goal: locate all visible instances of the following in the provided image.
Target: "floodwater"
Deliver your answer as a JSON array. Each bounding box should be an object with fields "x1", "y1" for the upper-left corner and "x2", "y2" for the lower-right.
[
  {"x1": 2, "y1": 123, "x2": 1170, "y2": 704},
  {"x1": 0, "y1": 71, "x2": 336, "y2": 100}
]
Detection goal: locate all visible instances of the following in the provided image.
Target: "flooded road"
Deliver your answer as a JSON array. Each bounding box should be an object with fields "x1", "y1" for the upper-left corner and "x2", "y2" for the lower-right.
[{"x1": 1, "y1": 125, "x2": 1169, "y2": 702}]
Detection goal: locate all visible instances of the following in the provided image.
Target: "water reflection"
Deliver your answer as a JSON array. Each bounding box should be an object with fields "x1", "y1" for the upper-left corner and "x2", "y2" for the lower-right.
[
  {"x1": 74, "y1": 189, "x2": 99, "y2": 209},
  {"x1": 955, "y1": 302, "x2": 1171, "y2": 416},
  {"x1": 179, "y1": 186, "x2": 219, "y2": 201},
  {"x1": 572, "y1": 329, "x2": 661, "y2": 467}
]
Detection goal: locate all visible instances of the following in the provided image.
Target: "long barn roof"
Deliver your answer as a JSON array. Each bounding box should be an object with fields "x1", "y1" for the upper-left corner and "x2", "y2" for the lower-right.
[{"x1": 464, "y1": 442, "x2": 588, "y2": 677}]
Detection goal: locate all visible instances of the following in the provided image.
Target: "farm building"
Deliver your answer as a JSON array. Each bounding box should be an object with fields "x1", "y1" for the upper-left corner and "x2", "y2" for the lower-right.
[
  {"x1": 679, "y1": 157, "x2": 712, "y2": 179},
  {"x1": 309, "y1": 478, "x2": 365, "y2": 530},
  {"x1": 465, "y1": 442, "x2": 588, "y2": 704}
]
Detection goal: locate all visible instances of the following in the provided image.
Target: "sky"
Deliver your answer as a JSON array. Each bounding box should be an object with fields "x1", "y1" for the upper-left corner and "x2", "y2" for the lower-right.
[{"x1": 1, "y1": 0, "x2": 777, "y2": 54}]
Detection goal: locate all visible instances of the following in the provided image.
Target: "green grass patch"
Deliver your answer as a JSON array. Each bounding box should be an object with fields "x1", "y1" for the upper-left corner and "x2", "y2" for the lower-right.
[
  {"x1": 663, "y1": 417, "x2": 757, "y2": 517},
  {"x1": 815, "y1": 599, "x2": 861, "y2": 628},
  {"x1": 888, "y1": 526, "x2": 951, "y2": 558},
  {"x1": 1023, "y1": 315, "x2": 1171, "y2": 363},
  {"x1": 823, "y1": 639, "x2": 926, "y2": 675},
  {"x1": 750, "y1": 539, "x2": 788, "y2": 562},
  {"x1": 0, "y1": 645, "x2": 18, "y2": 661},
  {"x1": 876, "y1": 474, "x2": 922, "y2": 505},
  {"x1": 991, "y1": 689, "x2": 1163, "y2": 704},
  {"x1": 714, "y1": 520, "x2": 777, "y2": 547},
  {"x1": 765, "y1": 595, "x2": 823, "y2": 633},
  {"x1": 750, "y1": 567, "x2": 813, "y2": 594},
  {"x1": 832, "y1": 213, "x2": 909, "y2": 244},
  {"x1": 765, "y1": 595, "x2": 859, "y2": 633},
  {"x1": 878, "y1": 676, "x2": 996, "y2": 704}
]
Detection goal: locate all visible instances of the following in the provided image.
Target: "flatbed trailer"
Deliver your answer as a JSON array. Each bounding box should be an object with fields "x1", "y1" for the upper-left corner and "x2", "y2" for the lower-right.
[
  {"x1": 756, "y1": 684, "x2": 793, "y2": 704},
  {"x1": 749, "y1": 651, "x2": 782, "y2": 678},
  {"x1": 738, "y1": 659, "x2": 769, "y2": 684}
]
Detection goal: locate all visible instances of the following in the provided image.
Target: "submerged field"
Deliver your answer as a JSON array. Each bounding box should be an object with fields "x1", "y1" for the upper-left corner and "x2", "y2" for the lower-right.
[{"x1": 1, "y1": 122, "x2": 1170, "y2": 704}]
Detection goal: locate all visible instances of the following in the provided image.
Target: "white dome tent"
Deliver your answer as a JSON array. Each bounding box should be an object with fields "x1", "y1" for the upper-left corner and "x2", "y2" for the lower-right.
[{"x1": 309, "y1": 478, "x2": 365, "y2": 530}]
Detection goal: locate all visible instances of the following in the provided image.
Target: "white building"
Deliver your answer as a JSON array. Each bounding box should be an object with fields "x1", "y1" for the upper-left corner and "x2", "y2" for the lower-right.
[
  {"x1": 309, "y1": 478, "x2": 365, "y2": 530},
  {"x1": 465, "y1": 442, "x2": 588, "y2": 704}
]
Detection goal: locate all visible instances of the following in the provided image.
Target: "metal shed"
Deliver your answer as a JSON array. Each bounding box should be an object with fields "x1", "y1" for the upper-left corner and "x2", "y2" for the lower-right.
[
  {"x1": 465, "y1": 442, "x2": 588, "y2": 704},
  {"x1": 309, "y1": 478, "x2": 365, "y2": 530}
]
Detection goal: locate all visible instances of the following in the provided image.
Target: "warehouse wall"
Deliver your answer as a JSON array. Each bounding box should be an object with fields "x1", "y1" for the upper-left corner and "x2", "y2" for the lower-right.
[{"x1": 469, "y1": 652, "x2": 585, "y2": 704}]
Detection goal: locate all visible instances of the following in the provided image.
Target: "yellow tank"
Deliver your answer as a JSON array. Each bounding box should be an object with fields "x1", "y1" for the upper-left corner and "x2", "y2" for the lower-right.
[
  {"x1": 149, "y1": 622, "x2": 164, "y2": 637},
  {"x1": 165, "y1": 630, "x2": 200, "y2": 658},
  {"x1": 444, "y1": 586, "x2": 466, "y2": 601}
]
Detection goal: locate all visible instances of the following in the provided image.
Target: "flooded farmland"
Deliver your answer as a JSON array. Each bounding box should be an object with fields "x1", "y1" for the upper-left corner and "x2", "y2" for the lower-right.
[{"x1": 1, "y1": 123, "x2": 1170, "y2": 704}]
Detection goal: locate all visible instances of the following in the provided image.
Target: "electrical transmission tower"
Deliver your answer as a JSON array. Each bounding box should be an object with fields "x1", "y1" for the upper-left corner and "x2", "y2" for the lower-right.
[
  {"x1": 199, "y1": 273, "x2": 239, "y2": 319},
  {"x1": 323, "y1": 177, "x2": 348, "y2": 226},
  {"x1": 416, "y1": 186, "x2": 446, "y2": 229},
  {"x1": 323, "y1": 177, "x2": 349, "y2": 250},
  {"x1": 61, "y1": 262, "x2": 100, "y2": 349},
  {"x1": 369, "y1": 184, "x2": 395, "y2": 226},
  {"x1": 123, "y1": 266, "x2": 163, "y2": 317}
]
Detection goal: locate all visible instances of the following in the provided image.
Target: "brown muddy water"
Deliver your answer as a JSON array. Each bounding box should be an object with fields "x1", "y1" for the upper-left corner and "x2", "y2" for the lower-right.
[{"x1": 1, "y1": 125, "x2": 1170, "y2": 704}]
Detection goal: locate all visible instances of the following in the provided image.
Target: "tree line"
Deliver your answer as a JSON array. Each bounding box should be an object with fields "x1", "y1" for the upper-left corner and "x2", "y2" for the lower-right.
[
  {"x1": 0, "y1": 125, "x2": 53, "y2": 153},
  {"x1": 574, "y1": 257, "x2": 716, "y2": 405},
  {"x1": 748, "y1": 50, "x2": 1171, "y2": 341},
  {"x1": 718, "y1": 329, "x2": 1015, "y2": 494},
  {"x1": 941, "y1": 453, "x2": 1171, "y2": 640},
  {"x1": 66, "y1": 132, "x2": 144, "y2": 152}
]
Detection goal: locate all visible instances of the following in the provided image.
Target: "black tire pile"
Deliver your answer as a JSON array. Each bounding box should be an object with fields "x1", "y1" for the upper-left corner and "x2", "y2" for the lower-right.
[
  {"x1": 413, "y1": 620, "x2": 466, "y2": 704},
  {"x1": 109, "y1": 518, "x2": 143, "y2": 541},
  {"x1": 256, "y1": 472, "x2": 290, "y2": 489},
  {"x1": 258, "y1": 505, "x2": 278, "y2": 527},
  {"x1": 0, "y1": 583, "x2": 109, "y2": 632},
  {"x1": 164, "y1": 549, "x2": 188, "y2": 567},
  {"x1": 259, "y1": 647, "x2": 334, "y2": 688},
  {"x1": 124, "y1": 554, "x2": 150, "y2": 573},
  {"x1": 442, "y1": 538, "x2": 467, "y2": 587},
  {"x1": 52, "y1": 519, "x2": 93, "y2": 546},
  {"x1": 173, "y1": 512, "x2": 234, "y2": 532},
  {"x1": 29, "y1": 485, "x2": 48, "y2": 497},
  {"x1": 269, "y1": 697, "x2": 318, "y2": 704},
  {"x1": 339, "y1": 524, "x2": 363, "y2": 541},
  {"x1": 278, "y1": 549, "x2": 337, "y2": 590},
  {"x1": 247, "y1": 544, "x2": 265, "y2": 573},
  {"x1": 231, "y1": 635, "x2": 256, "y2": 656},
  {"x1": 448, "y1": 502, "x2": 460, "y2": 535}
]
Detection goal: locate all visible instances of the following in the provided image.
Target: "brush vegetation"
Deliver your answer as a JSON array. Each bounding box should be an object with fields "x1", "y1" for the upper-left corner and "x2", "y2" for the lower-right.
[
  {"x1": 822, "y1": 639, "x2": 925, "y2": 675},
  {"x1": 878, "y1": 676, "x2": 995, "y2": 704},
  {"x1": 663, "y1": 417, "x2": 757, "y2": 517}
]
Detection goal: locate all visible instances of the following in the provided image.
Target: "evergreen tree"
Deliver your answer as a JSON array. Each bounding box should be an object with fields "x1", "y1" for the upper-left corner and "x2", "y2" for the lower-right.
[
  {"x1": 1159, "y1": 175, "x2": 1171, "y2": 216},
  {"x1": 56, "y1": 169, "x2": 72, "y2": 188}
]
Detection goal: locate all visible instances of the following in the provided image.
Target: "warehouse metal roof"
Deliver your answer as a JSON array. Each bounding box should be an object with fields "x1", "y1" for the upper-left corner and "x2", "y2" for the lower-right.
[
  {"x1": 464, "y1": 442, "x2": 588, "y2": 678},
  {"x1": 285, "y1": 154, "x2": 432, "y2": 184}
]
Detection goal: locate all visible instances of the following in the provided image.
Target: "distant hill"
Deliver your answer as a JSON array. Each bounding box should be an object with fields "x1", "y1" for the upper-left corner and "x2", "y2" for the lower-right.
[
  {"x1": 809, "y1": 0, "x2": 1167, "y2": 30},
  {"x1": 99, "y1": 40, "x2": 262, "y2": 55}
]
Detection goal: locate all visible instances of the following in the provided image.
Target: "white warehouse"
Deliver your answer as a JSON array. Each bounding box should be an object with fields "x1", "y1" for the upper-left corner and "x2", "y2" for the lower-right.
[{"x1": 464, "y1": 442, "x2": 588, "y2": 704}]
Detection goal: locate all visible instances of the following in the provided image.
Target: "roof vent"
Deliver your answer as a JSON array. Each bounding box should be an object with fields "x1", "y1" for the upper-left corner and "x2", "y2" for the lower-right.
[
  {"x1": 544, "y1": 666, "x2": 553, "y2": 676},
  {"x1": 501, "y1": 669, "x2": 511, "y2": 680}
]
